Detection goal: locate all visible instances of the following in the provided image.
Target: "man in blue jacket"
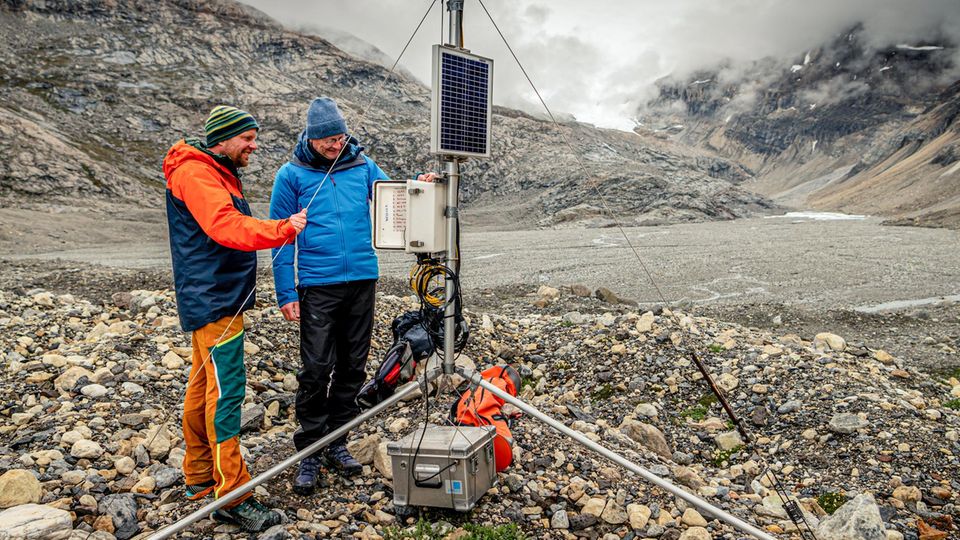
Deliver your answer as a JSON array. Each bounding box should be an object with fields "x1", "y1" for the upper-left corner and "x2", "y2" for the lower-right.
[{"x1": 271, "y1": 97, "x2": 435, "y2": 494}]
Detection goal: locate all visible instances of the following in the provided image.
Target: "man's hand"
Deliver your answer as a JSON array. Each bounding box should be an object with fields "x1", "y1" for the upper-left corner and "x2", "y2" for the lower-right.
[
  {"x1": 288, "y1": 209, "x2": 308, "y2": 233},
  {"x1": 417, "y1": 172, "x2": 440, "y2": 183},
  {"x1": 280, "y1": 301, "x2": 300, "y2": 321}
]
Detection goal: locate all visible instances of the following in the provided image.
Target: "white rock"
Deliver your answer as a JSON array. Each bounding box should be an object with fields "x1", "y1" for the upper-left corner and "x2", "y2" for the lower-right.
[
  {"x1": 816, "y1": 493, "x2": 885, "y2": 540},
  {"x1": 80, "y1": 384, "x2": 109, "y2": 399},
  {"x1": 0, "y1": 503, "x2": 73, "y2": 539},
  {"x1": 60, "y1": 431, "x2": 84, "y2": 447},
  {"x1": 160, "y1": 351, "x2": 184, "y2": 370},
  {"x1": 715, "y1": 430, "x2": 744, "y2": 451},
  {"x1": 70, "y1": 440, "x2": 104, "y2": 459},
  {"x1": 636, "y1": 312, "x2": 655, "y2": 333},
  {"x1": 813, "y1": 332, "x2": 846, "y2": 352},
  {"x1": 114, "y1": 456, "x2": 136, "y2": 475}
]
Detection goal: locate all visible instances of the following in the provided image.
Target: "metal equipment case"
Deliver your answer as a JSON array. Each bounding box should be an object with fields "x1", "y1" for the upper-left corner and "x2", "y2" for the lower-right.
[{"x1": 388, "y1": 425, "x2": 497, "y2": 511}]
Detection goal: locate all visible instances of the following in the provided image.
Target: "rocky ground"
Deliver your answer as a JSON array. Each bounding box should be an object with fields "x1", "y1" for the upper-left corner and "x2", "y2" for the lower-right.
[{"x1": 0, "y1": 260, "x2": 957, "y2": 540}]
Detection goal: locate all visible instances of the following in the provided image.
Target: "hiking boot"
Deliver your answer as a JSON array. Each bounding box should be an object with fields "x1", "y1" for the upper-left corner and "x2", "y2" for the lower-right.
[
  {"x1": 323, "y1": 444, "x2": 362, "y2": 477},
  {"x1": 293, "y1": 455, "x2": 322, "y2": 495},
  {"x1": 211, "y1": 496, "x2": 282, "y2": 532},
  {"x1": 185, "y1": 479, "x2": 216, "y2": 501}
]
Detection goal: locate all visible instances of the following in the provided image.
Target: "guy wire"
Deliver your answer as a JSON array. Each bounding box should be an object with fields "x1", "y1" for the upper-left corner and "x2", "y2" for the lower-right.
[{"x1": 474, "y1": 1, "x2": 817, "y2": 538}]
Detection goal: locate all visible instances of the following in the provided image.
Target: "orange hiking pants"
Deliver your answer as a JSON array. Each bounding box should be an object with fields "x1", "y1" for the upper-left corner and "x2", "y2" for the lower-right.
[{"x1": 182, "y1": 315, "x2": 251, "y2": 507}]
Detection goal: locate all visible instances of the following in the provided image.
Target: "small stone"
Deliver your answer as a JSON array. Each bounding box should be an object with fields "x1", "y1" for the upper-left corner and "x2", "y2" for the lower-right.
[
  {"x1": 132, "y1": 476, "x2": 156, "y2": 494},
  {"x1": 815, "y1": 493, "x2": 885, "y2": 540},
  {"x1": 619, "y1": 420, "x2": 672, "y2": 459},
  {"x1": 828, "y1": 413, "x2": 868, "y2": 434},
  {"x1": 636, "y1": 312, "x2": 655, "y2": 333},
  {"x1": 813, "y1": 332, "x2": 846, "y2": 351},
  {"x1": 71, "y1": 439, "x2": 104, "y2": 459},
  {"x1": 715, "y1": 430, "x2": 744, "y2": 451},
  {"x1": 388, "y1": 418, "x2": 410, "y2": 434},
  {"x1": 373, "y1": 442, "x2": 392, "y2": 480},
  {"x1": 161, "y1": 351, "x2": 185, "y2": 370},
  {"x1": 537, "y1": 285, "x2": 560, "y2": 301},
  {"x1": 681, "y1": 508, "x2": 708, "y2": 527},
  {"x1": 873, "y1": 350, "x2": 895, "y2": 364},
  {"x1": 81, "y1": 384, "x2": 110, "y2": 399},
  {"x1": 54, "y1": 366, "x2": 95, "y2": 393},
  {"x1": 258, "y1": 524, "x2": 292, "y2": 540},
  {"x1": 114, "y1": 456, "x2": 136, "y2": 475},
  {"x1": 600, "y1": 501, "x2": 627, "y2": 524},
  {"x1": 0, "y1": 470, "x2": 42, "y2": 508},
  {"x1": 627, "y1": 503, "x2": 651, "y2": 529},
  {"x1": 679, "y1": 527, "x2": 711, "y2": 540},
  {"x1": 98, "y1": 493, "x2": 139, "y2": 540},
  {"x1": 570, "y1": 284, "x2": 592, "y2": 297},
  {"x1": 551, "y1": 509, "x2": 570, "y2": 529},
  {"x1": 582, "y1": 498, "x2": 606, "y2": 517},
  {"x1": 892, "y1": 485, "x2": 921, "y2": 504}
]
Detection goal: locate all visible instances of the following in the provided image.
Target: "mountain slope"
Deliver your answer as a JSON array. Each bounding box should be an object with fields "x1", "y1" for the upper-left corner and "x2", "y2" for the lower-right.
[
  {"x1": 640, "y1": 25, "x2": 960, "y2": 228},
  {"x1": 0, "y1": 0, "x2": 772, "y2": 228}
]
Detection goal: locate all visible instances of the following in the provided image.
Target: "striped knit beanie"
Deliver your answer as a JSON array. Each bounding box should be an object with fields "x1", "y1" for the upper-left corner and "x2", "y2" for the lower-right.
[{"x1": 204, "y1": 105, "x2": 259, "y2": 147}]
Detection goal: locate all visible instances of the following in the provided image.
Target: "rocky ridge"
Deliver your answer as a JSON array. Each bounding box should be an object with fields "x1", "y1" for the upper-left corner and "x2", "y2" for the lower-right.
[
  {"x1": 641, "y1": 25, "x2": 960, "y2": 228},
  {"x1": 0, "y1": 0, "x2": 773, "y2": 229},
  {"x1": 0, "y1": 261, "x2": 957, "y2": 539}
]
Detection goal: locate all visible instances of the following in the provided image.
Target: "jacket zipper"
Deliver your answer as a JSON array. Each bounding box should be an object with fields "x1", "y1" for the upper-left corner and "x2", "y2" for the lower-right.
[{"x1": 331, "y1": 175, "x2": 348, "y2": 281}]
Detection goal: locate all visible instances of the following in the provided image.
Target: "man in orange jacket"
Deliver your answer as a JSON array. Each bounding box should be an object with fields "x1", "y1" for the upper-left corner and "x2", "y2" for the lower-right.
[{"x1": 163, "y1": 105, "x2": 307, "y2": 532}]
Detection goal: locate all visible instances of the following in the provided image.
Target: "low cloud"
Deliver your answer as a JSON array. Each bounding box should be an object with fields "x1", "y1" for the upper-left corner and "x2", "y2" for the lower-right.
[{"x1": 238, "y1": 0, "x2": 960, "y2": 130}]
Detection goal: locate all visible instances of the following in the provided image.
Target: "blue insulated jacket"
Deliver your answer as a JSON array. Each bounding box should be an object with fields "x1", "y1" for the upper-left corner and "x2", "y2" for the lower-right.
[{"x1": 270, "y1": 136, "x2": 388, "y2": 307}]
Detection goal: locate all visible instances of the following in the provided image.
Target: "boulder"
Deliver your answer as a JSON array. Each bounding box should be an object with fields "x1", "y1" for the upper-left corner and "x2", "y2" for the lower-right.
[
  {"x1": 619, "y1": 419, "x2": 672, "y2": 459},
  {"x1": 0, "y1": 504, "x2": 73, "y2": 539},
  {"x1": 0, "y1": 470, "x2": 42, "y2": 508},
  {"x1": 815, "y1": 493, "x2": 885, "y2": 540}
]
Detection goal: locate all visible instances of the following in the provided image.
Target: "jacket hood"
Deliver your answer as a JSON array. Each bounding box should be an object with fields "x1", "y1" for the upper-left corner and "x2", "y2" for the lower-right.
[{"x1": 163, "y1": 138, "x2": 236, "y2": 180}]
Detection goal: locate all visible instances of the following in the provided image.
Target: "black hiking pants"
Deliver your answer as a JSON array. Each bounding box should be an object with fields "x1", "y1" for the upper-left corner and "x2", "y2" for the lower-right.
[{"x1": 293, "y1": 280, "x2": 376, "y2": 452}]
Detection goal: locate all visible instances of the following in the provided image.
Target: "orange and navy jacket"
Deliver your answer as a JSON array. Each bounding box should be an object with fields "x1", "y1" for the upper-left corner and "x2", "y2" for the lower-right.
[{"x1": 163, "y1": 139, "x2": 296, "y2": 332}]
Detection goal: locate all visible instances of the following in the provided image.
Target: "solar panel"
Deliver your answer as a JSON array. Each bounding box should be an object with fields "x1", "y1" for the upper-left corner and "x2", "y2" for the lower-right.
[{"x1": 430, "y1": 45, "x2": 493, "y2": 158}]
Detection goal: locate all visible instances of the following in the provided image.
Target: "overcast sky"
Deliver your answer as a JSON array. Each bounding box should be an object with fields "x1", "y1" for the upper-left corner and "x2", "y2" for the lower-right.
[{"x1": 238, "y1": 0, "x2": 960, "y2": 131}]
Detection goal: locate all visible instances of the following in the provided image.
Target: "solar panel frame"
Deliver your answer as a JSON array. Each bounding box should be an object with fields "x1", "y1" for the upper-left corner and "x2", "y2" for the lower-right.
[{"x1": 430, "y1": 45, "x2": 493, "y2": 158}]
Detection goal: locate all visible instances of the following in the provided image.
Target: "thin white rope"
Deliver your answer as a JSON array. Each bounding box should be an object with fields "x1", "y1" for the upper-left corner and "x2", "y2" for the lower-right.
[{"x1": 148, "y1": 0, "x2": 440, "y2": 458}]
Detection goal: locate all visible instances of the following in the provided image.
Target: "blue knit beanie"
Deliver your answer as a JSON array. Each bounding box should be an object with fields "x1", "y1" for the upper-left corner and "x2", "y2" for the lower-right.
[
  {"x1": 305, "y1": 97, "x2": 348, "y2": 140},
  {"x1": 204, "y1": 105, "x2": 259, "y2": 147}
]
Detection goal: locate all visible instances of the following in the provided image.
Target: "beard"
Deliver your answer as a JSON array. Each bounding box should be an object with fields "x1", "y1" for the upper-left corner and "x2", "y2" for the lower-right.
[{"x1": 232, "y1": 150, "x2": 252, "y2": 168}]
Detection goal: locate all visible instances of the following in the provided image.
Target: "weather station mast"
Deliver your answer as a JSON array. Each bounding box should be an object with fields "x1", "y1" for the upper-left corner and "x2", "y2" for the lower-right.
[
  {"x1": 433, "y1": 0, "x2": 493, "y2": 374},
  {"x1": 149, "y1": 2, "x2": 790, "y2": 537}
]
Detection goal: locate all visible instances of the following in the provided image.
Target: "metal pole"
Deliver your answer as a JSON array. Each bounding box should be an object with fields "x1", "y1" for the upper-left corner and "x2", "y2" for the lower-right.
[
  {"x1": 442, "y1": 157, "x2": 460, "y2": 375},
  {"x1": 447, "y1": 0, "x2": 464, "y2": 48},
  {"x1": 147, "y1": 376, "x2": 434, "y2": 540},
  {"x1": 457, "y1": 367, "x2": 780, "y2": 540}
]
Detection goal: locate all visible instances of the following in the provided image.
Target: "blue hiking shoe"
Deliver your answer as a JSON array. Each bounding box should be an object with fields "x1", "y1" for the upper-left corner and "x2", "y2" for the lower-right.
[
  {"x1": 323, "y1": 444, "x2": 362, "y2": 478},
  {"x1": 210, "y1": 496, "x2": 282, "y2": 532},
  {"x1": 185, "y1": 479, "x2": 215, "y2": 501},
  {"x1": 293, "y1": 455, "x2": 322, "y2": 495}
]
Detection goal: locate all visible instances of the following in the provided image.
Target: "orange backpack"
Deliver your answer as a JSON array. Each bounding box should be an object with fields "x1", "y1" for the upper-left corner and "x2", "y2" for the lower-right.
[{"x1": 452, "y1": 365, "x2": 521, "y2": 472}]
